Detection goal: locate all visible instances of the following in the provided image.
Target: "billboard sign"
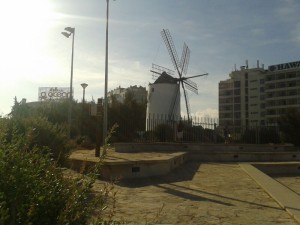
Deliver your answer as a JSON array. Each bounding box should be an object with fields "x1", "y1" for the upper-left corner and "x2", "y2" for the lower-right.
[
  {"x1": 38, "y1": 87, "x2": 71, "y2": 101},
  {"x1": 268, "y1": 60, "x2": 300, "y2": 72}
]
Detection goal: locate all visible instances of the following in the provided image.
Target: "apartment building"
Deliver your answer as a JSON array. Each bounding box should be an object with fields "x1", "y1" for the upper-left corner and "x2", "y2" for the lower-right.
[
  {"x1": 219, "y1": 60, "x2": 300, "y2": 127},
  {"x1": 108, "y1": 85, "x2": 147, "y2": 105},
  {"x1": 265, "y1": 61, "x2": 300, "y2": 123}
]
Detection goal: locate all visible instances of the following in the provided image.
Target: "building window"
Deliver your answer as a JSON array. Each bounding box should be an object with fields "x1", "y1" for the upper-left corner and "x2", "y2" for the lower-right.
[
  {"x1": 234, "y1": 97, "x2": 241, "y2": 103},
  {"x1": 287, "y1": 90, "x2": 297, "y2": 96},
  {"x1": 260, "y1": 79, "x2": 264, "y2": 84},
  {"x1": 151, "y1": 88, "x2": 154, "y2": 92},
  {"x1": 277, "y1": 73, "x2": 285, "y2": 80},
  {"x1": 266, "y1": 74, "x2": 275, "y2": 81},
  {"x1": 287, "y1": 81, "x2": 296, "y2": 87},
  {"x1": 234, "y1": 89, "x2": 240, "y2": 95},
  {"x1": 234, "y1": 81, "x2": 240, "y2": 88}
]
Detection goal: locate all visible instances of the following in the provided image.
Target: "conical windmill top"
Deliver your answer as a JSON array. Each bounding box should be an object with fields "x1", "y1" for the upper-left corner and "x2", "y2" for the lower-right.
[{"x1": 151, "y1": 29, "x2": 208, "y2": 121}]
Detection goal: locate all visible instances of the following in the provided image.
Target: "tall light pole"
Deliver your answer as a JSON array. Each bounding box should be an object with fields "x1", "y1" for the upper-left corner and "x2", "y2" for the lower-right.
[
  {"x1": 62, "y1": 27, "x2": 75, "y2": 138},
  {"x1": 81, "y1": 83, "x2": 88, "y2": 103},
  {"x1": 103, "y1": 0, "x2": 110, "y2": 145}
]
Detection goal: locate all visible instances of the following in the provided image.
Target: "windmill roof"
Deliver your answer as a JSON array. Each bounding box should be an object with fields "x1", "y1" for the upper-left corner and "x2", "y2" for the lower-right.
[{"x1": 154, "y1": 72, "x2": 177, "y2": 84}]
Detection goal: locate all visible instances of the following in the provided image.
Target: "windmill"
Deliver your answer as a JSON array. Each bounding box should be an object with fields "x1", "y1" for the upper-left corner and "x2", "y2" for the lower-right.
[{"x1": 149, "y1": 29, "x2": 208, "y2": 122}]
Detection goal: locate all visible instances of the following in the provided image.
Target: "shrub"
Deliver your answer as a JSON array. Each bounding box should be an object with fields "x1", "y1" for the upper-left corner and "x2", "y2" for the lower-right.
[
  {"x1": 0, "y1": 148, "x2": 106, "y2": 225},
  {"x1": 154, "y1": 124, "x2": 174, "y2": 142},
  {"x1": 278, "y1": 108, "x2": 300, "y2": 147},
  {"x1": 0, "y1": 116, "x2": 71, "y2": 165}
]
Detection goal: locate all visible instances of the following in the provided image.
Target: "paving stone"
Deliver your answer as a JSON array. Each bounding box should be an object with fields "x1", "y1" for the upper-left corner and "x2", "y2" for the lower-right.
[{"x1": 90, "y1": 163, "x2": 299, "y2": 224}]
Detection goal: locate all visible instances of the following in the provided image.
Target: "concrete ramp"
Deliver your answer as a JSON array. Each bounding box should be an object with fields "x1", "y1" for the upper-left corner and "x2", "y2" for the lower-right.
[{"x1": 240, "y1": 163, "x2": 300, "y2": 223}]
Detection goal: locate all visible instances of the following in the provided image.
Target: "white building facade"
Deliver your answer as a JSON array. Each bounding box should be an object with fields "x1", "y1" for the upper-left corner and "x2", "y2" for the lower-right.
[{"x1": 219, "y1": 60, "x2": 300, "y2": 127}]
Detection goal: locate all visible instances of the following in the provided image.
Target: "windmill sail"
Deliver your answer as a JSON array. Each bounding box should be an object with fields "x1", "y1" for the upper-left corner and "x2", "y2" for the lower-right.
[{"x1": 180, "y1": 43, "x2": 190, "y2": 76}]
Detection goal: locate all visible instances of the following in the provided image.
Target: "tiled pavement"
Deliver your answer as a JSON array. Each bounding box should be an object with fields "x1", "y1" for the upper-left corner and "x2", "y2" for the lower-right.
[{"x1": 92, "y1": 162, "x2": 300, "y2": 225}]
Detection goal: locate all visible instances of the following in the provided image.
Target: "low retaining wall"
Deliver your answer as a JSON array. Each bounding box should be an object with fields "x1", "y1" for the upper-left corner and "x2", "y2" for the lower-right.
[
  {"x1": 100, "y1": 152, "x2": 188, "y2": 179},
  {"x1": 69, "y1": 152, "x2": 188, "y2": 180},
  {"x1": 70, "y1": 143, "x2": 300, "y2": 180},
  {"x1": 188, "y1": 151, "x2": 300, "y2": 162},
  {"x1": 253, "y1": 162, "x2": 300, "y2": 176},
  {"x1": 114, "y1": 143, "x2": 297, "y2": 153}
]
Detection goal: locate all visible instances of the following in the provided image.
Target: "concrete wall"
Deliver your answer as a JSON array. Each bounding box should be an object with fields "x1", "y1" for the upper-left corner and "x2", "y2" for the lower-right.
[
  {"x1": 188, "y1": 151, "x2": 300, "y2": 162},
  {"x1": 100, "y1": 153, "x2": 188, "y2": 179},
  {"x1": 253, "y1": 163, "x2": 300, "y2": 176},
  {"x1": 114, "y1": 143, "x2": 297, "y2": 153},
  {"x1": 70, "y1": 152, "x2": 188, "y2": 180}
]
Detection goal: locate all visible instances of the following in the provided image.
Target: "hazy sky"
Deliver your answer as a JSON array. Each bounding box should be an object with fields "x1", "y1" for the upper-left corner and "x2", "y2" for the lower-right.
[{"x1": 0, "y1": 0, "x2": 300, "y2": 118}]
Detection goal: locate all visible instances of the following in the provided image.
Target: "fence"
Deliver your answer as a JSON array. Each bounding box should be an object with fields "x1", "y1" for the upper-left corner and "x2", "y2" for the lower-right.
[{"x1": 111, "y1": 115, "x2": 281, "y2": 144}]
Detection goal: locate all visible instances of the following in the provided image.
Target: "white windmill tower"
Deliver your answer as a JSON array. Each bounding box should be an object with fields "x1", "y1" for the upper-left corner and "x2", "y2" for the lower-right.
[{"x1": 146, "y1": 29, "x2": 208, "y2": 130}]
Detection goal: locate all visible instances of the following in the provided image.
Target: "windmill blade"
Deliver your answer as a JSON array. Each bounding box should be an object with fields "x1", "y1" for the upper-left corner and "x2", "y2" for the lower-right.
[
  {"x1": 184, "y1": 79, "x2": 198, "y2": 94},
  {"x1": 180, "y1": 43, "x2": 190, "y2": 76},
  {"x1": 151, "y1": 63, "x2": 175, "y2": 76},
  {"x1": 181, "y1": 81, "x2": 191, "y2": 121},
  {"x1": 161, "y1": 29, "x2": 181, "y2": 77},
  {"x1": 182, "y1": 73, "x2": 208, "y2": 80}
]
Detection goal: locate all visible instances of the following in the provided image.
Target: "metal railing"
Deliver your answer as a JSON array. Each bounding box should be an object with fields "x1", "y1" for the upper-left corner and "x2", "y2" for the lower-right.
[{"x1": 111, "y1": 114, "x2": 280, "y2": 144}]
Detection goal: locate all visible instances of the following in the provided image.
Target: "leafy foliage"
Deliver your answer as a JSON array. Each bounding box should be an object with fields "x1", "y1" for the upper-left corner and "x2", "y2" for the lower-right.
[
  {"x1": 0, "y1": 116, "x2": 118, "y2": 225},
  {"x1": 278, "y1": 108, "x2": 300, "y2": 147},
  {"x1": 241, "y1": 127, "x2": 280, "y2": 144},
  {"x1": 0, "y1": 147, "x2": 107, "y2": 225},
  {"x1": 0, "y1": 116, "x2": 71, "y2": 165},
  {"x1": 109, "y1": 92, "x2": 146, "y2": 142},
  {"x1": 153, "y1": 124, "x2": 174, "y2": 142}
]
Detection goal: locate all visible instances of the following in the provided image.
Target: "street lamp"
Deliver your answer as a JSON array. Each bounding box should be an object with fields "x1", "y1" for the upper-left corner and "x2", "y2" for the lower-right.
[
  {"x1": 80, "y1": 83, "x2": 88, "y2": 136},
  {"x1": 81, "y1": 83, "x2": 88, "y2": 103},
  {"x1": 62, "y1": 27, "x2": 75, "y2": 138},
  {"x1": 103, "y1": 0, "x2": 111, "y2": 146}
]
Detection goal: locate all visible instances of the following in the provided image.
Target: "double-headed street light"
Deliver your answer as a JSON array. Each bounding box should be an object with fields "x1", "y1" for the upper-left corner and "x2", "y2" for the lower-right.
[{"x1": 62, "y1": 27, "x2": 75, "y2": 138}]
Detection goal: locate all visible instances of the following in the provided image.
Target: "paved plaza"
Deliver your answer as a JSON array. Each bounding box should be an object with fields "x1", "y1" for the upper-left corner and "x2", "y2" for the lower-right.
[{"x1": 92, "y1": 162, "x2": 299, "y2": 225}]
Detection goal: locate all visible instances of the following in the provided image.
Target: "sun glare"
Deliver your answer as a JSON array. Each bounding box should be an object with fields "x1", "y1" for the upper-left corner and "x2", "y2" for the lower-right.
[{"x1": 0, "y1": 0, "x2": 58, "y2": 83}]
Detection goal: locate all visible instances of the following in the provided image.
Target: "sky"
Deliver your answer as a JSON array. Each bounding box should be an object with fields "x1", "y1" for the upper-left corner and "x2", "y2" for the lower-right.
[{"x1": 0, "y1": 0, "x2": 300, "y2": 118}]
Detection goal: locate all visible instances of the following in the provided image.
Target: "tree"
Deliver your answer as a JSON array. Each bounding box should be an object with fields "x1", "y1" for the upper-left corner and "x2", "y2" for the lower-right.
[
  {"x1": 278, "y1": 108, "x2": 300, "y2": 147},
  {"x1": 108, "y1": 91, "x2": 147, "y2": 142}
]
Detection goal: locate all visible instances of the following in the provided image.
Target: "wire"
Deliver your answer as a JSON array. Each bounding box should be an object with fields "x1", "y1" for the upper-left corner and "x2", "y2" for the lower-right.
[{"x1": 152, "y1": 40, "x2": 162, "y2": 64}]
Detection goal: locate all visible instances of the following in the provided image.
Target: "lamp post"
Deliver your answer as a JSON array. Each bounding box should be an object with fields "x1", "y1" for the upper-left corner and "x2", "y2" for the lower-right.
[
  {"x1": 62, "y1": 27, "x2": 75, "y2": 138},
  {"x1": 81, "y1": 83, "x2": 88, "y2": 103},
  {"x1": 80, "y1": 83, "x2": 88, "y2": 136},
  {"x1": 103, "y1": 0, "x2": 111, "y2": 146}
]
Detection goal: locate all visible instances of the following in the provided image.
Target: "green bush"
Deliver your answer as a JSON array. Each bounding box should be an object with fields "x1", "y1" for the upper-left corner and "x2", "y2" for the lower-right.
[
  {"x1": 0, "y1": 116, "x2": 71, "y2": 165},
  {"x1": 154, "y1": 124, "x2": 174, "y2": 142},
  {"x1": 0, "y1": 148, "x2": 106, "y2": 225},
  {"x1": 278, "y1": 108, "x2": 300, "y2": 147}
]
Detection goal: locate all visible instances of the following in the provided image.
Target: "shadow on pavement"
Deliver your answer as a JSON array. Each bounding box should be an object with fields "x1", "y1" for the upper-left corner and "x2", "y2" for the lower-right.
[{"x1": 117, "y1": 162, "x2": 202, "y2": 187}]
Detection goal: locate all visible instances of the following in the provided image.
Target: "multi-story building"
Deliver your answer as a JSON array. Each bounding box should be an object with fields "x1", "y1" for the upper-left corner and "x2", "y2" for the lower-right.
[
  {"x1": 219, "y1": 60, "x2": 300, "y2": 127},
  {"x1": 108, "y1": 85, "x2": 147, "y2": 105},
  {"x1": 265, "y1": 61, "x2": 300, "y2": 124}
]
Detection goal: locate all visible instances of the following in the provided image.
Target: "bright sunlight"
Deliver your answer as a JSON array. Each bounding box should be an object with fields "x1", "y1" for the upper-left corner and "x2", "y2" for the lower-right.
[{"x1": 0, "y1": 0, "x2": 58, "y2": 83}]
